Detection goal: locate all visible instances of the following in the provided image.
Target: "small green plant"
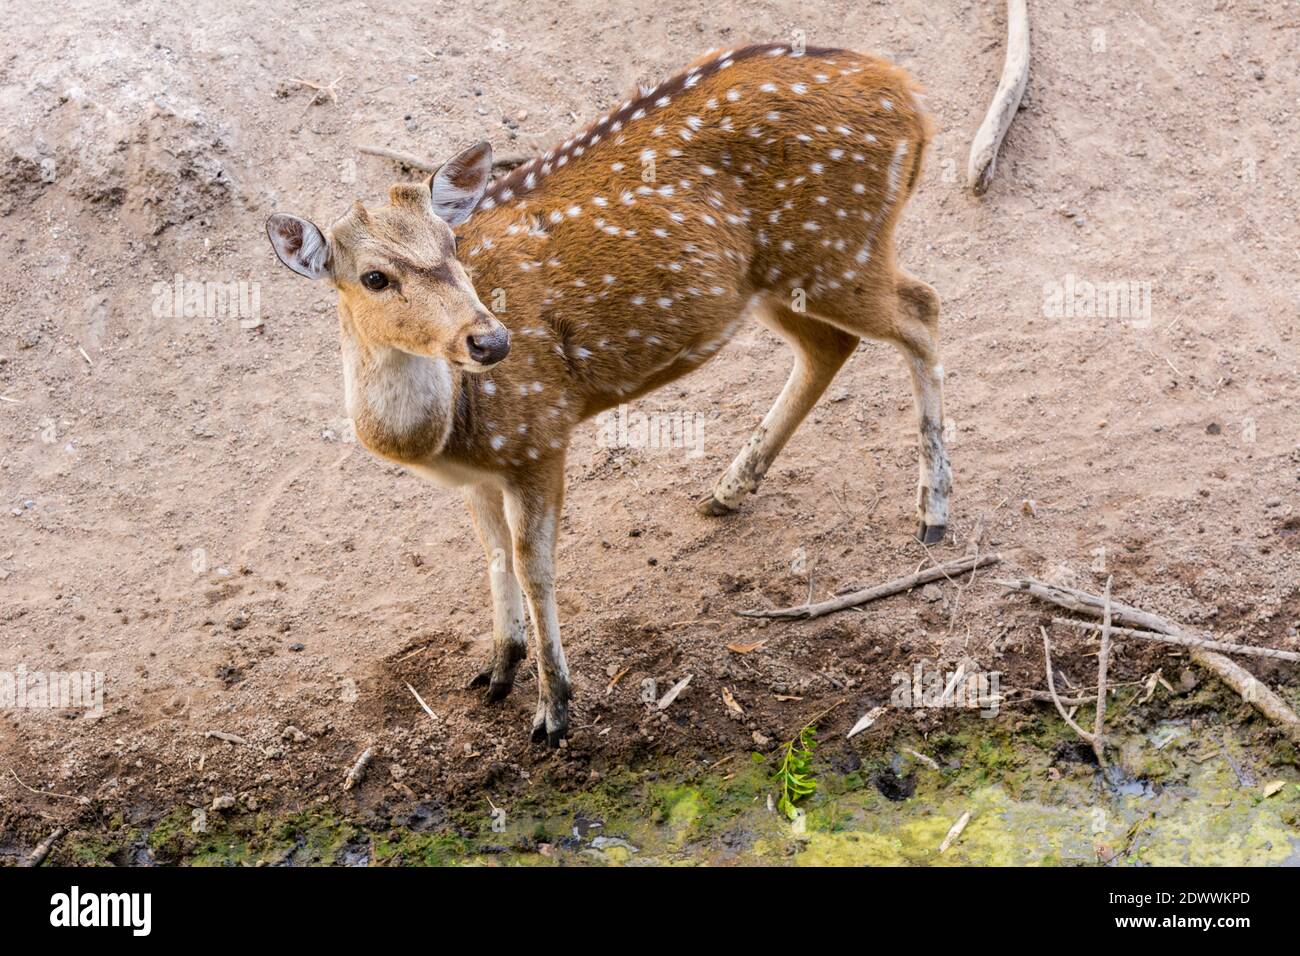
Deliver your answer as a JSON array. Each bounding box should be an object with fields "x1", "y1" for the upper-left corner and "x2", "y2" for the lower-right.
[{"x1": 774, "y1": 724, "x2": 818, "y2": 820}]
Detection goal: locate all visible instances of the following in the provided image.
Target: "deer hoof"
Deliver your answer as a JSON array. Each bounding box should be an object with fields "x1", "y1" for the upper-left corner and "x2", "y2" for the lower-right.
[
  {"x1": 530, "y1": 699, "x2": 570, "y2": 748},
  {"x1": 916, "y1": 521, "x2": 947, "y2": 545},
  {"x1": 696, "y1": 492, "x2": 736, "y2": 516},
  {"x1": 468, "y1": 660, "x2": 519, "y2": 702}
]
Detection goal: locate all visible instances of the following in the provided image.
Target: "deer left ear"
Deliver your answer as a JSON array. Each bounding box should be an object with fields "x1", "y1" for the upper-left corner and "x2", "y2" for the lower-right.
[{"x1": 430, "y1": 141, "x2": 493, "y2": 226}]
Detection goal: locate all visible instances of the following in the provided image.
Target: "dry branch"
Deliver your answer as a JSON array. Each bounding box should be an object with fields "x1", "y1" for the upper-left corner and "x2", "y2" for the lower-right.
[
  {"x1": 21, "y1": 827, "x2": 65, "y2": 867},
  {"x1": 1051, "y1": 617, "x2": 1300, "y2": 663},
  {"x1": 967, "y1": 0, "x2": 1030, "y2": 194},
  {"x1": 1010, "y1": 687, "x2": 1108, "y2": 708},
  {"x1": 343, "y1": 746, "x2": 374, "y2": 791},
  {"x1": 1003, "y1": 578, "x2": 1300, "y2": 746},
  {"x1": 1092, "y1": 577, "x2": 1113, "y2": 766},
  {"x1": 739, "y1": 553, "x2": 1000, "y2": 621}
]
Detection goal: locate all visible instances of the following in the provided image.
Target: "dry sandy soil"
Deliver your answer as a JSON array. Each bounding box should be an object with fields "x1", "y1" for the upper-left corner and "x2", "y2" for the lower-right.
[{"x1": 1, "y1": 0, "x2": 1298, "y2": 845}]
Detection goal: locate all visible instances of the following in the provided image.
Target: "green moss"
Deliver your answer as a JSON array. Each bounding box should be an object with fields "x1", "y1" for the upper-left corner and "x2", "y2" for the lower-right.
[
  {"x1": 258, "y1": 810, "x2": 360, "y2": 866},
  {"x1": 67, "y1": 703, "x2": 1300, "y2": 866},
  {"x1": 373, "y1": 830, "x2": 470, "y2": 867},
  {"x1": 62, "y1": 833, "x2": 120, "y2": 866},
  {"x1": 146, "y1": 806, "x2": 202, "y2": 862}
]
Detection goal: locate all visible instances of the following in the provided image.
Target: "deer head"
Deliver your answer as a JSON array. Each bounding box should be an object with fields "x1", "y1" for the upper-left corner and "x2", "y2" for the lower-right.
[{"x1": 265, "y1": 141, "x2": 510, "y2": 371}]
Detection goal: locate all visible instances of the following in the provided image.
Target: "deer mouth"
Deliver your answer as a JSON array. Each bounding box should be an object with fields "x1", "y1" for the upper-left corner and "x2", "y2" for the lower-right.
[{"x1": 458, "y1": 357, "x2": 505, "y2": 374}]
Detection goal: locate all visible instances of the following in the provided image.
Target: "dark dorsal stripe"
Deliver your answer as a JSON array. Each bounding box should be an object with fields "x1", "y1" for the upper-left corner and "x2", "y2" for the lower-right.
[{"x1": 479, "y1": 42, "x2": 851, "y2": 209}]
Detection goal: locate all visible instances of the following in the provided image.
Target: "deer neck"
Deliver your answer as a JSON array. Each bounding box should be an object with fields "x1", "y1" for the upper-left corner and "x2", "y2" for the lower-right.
[{"x1": 339, "y1": 306, "x2": 458, "y2": 464}]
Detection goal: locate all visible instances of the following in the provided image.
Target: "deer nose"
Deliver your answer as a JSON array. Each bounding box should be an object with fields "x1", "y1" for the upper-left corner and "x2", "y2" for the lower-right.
[{"x1": 466, "y1": 327, "x2": 510, "y2": 366}]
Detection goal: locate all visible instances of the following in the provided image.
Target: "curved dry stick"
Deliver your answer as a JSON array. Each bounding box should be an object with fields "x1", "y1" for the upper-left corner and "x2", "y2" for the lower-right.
[
  {"x1": 967, "y1": 0, "x2": 1030, "y2": 195},
  {"x1": 1040, "y1": 626, "x2": 1097, "y2": 748}
]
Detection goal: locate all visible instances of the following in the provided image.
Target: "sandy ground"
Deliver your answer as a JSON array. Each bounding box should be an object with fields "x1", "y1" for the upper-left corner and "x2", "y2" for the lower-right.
[{"x1": 1, "y1": 0, "x2": 1298, "y2": 842}]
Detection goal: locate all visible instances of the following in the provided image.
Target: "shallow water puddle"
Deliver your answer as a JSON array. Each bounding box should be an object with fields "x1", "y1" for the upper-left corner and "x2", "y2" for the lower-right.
[
  {"x1": 48, "y1": 710, "x2": 1300, "y2": 866},
  {"x1": 491, "y1": 716, "x2": 1300, "y2": 866}
]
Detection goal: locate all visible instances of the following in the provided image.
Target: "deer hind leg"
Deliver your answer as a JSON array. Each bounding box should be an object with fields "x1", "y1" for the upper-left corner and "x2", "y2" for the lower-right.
[
  {"x1": 790, "y1": 272, "x2": 951, "y2": 543},
  {"x1": 502, "y1": 463, "x2": 571, "y2": 747},
  {"x1": 891, "y1": 274, "x2": 951, "y2": 543},
  {"x1": 465, "y1": 484, "x2": 529, "y2": 701},
  {"x1": 698, "y1": 300, "x2": 859, "y2": 515}
]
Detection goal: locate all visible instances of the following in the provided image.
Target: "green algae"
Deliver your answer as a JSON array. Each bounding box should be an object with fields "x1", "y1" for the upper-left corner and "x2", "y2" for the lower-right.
[
  {"x1": 372, "y1": 830, "x2": 470, "y2": 866},
  {"x1": 51, "y1": 695, "x2": 1300, "y2": 867}
]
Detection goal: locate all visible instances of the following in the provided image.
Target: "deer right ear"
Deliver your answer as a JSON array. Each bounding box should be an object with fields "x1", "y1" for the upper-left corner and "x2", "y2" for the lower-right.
[
  {"x1": 266, "y1": 214, "x2": 331, "y2": 280},
  {"x1": 430, "y1": 141, "x2": 493, "y2": 226}
]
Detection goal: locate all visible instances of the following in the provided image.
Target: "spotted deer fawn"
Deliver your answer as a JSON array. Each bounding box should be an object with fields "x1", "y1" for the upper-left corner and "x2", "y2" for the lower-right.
[{"x1": 265, "y1": 43, "x2": 951, "y2": 745}]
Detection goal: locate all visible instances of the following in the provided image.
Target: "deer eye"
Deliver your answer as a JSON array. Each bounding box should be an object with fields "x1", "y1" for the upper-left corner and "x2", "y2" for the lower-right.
[{"x1": 360, "y1": 270, "x2": 389, "y2": 291}]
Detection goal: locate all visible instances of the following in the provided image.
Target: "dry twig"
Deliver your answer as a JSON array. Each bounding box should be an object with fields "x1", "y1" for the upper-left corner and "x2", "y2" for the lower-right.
[
  {"x1": 1041, "y1": 626, "x2": 1099, "y2": 753},
  {"x1": 343, "y1": 747, "x2": 374, "y2": 791},
  {"x1": 739, "y1": 553, "x2": 1000, "y2": 620},
  {"x1": 21, "y1": 827, "x2": 65, "y2": 868},
  {"x1": 288, "y1": 75, "x2": 347, "y2": 107},
  {"x1": 405, "y1": 682, "x2": 438, "y2": 723},
  {"x1": 8, "y1": 767, "x2": 91, "y2": 805},
  {"x1": 1091, "y1": 576, "x2": 1114, "y2": 766},
  {"x1": 1051, "y1": 617, "x2": 1300, "y2": 662}
]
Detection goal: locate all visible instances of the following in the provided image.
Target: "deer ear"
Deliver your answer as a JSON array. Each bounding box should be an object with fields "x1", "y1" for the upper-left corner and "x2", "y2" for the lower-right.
[
  {"x1": 266, "y1": 213, "x2": 331, "y2": 280},
  {"x1": 430, "y1": 141, "x2": 493, "y2": 226}
]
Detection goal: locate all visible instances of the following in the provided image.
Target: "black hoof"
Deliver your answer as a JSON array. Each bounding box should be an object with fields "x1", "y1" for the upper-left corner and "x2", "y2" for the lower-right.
[
  {"x1": 530, "y1": 702, "x2": 570, "y2": 748},
  {"x1": 696, "y1": 492, "x2": 735, "y2": 517},
  {"x1": 917, "y1": 522, "x2": 947, "y2": 545},
  {"x1": 530, "y1": 722, "x2": 567, "y2": 748},
  {"x1": 469, "y1": 663, "x2": 518, "y2": 702}
]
